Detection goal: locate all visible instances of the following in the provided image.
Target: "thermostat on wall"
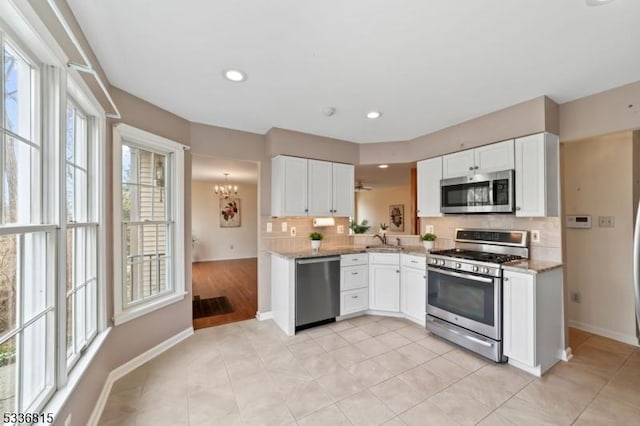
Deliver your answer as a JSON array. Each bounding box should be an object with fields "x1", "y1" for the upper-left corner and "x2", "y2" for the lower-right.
[{"x1": 566, "y1": 215, "x2": 592, "y2": 229}]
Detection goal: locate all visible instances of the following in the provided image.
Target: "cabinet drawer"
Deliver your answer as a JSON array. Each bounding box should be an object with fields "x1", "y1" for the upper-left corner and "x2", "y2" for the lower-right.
[
  {"x1": 341, "y1": 253, "x2": 368, "y2": 266},
  {"x1": 341, "y1": 265, "x2": 368, "y2": 291},
  {"x1": 341, "y1": 288, "x2": 368, "y2": 315},
  {"x1": 402, "y1": 254, "x2": 425, "y2": 269},
  {"x1": 369, "y1": 253, "x2": 400, "y2": 265}
]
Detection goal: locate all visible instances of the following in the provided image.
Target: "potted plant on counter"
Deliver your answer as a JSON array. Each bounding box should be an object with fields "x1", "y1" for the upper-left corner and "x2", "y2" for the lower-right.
[
  {"x1": 350, "y1": 219, "x2": 371, "y2": 234},
  {"x1": 379, "y1": 223, "x2": 389, "y2": 235},
  {"x1": 309, "y1": 232, "x2": 324, "y2": 251},
  {"x1": 420, "y1": 233, "x2": 437, "y2": 251}
]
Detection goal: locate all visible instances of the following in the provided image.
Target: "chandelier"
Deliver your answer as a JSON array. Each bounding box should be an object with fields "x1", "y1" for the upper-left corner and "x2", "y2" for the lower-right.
[{"x1": 214, "y1": 173, "x2": 238, "y2": 199}]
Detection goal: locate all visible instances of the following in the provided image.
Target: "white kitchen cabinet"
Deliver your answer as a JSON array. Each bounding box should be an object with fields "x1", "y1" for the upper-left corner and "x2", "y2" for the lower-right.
[
  {"x1": 514, "y1": 133, "x2": 559, "y2": 217},
  {"x1": 340, "y1": 253, "x2": 368, "y2": 315},
  {"x1": 332, "y1": 162, "x2": 355, "y2": 217},
  {"x1": 503, "y1": 267, "x2": 564, "y2": 376},
  {"x1": 369, "y1": 253, "x2": 400, "y2": 312},
  {"x1": 442, "y1": 139, "x2": 514, "y2": 179},
  {"x1": 417, "y1": 157, "x2": 443, "y2": 217},
  {"x1": 272, "y1": 155, "x2": 354, "y2": 217},
  {"x1": 271, "y1": 155, "x2": 309, "y2": 216},
  {"x1": 400, "y1": 254, "x2": 426, "y2": 325},
  {"x1": 308, "y1": 159, "x2": 333, "y2": 216}
]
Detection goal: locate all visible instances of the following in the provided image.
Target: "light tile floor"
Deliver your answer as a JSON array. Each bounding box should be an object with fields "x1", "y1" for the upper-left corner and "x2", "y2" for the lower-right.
[{"x1": 98, "y1": 317, "x2": 640, "y2": 425}]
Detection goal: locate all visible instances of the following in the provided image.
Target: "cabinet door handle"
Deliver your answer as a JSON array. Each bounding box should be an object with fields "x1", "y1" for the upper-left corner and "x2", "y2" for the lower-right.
[
  {"x1": 468, "y1": 166, "x2": 474, "y2": 171},
  {"x1": 504, "y1": 277, "x2": 510, "y2": 282},
  {"x1": 351, "y1": 272, "x2": 359, "y2": 275},
  {"x1": 411, "y1": 260, "x2": 419, "y2": 264},
  {"x1": 474, "y1": 166, "x2": 479, "y2": 170},
  {"x1": 305, "y1": 208, "x2": 308, "y2": 212},
  {"x1": 351, "y1": 295, "x2": 359, "y2": 299},
  {"x1": 515, "y1": 207, "x2": 521, "y2": 211},
  {"x1": 423, "y1": 275, "x2": 426, "y2": 279},
  {"x1": 396, "y1": 270, "x2": 400, "y2": 273}
]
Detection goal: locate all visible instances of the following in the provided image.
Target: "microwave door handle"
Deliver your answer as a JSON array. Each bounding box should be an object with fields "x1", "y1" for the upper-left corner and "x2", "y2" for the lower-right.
[
  {"x1": 428, "y1": 266, "x2": 494, "y2": 283},
  {"x1": 488, "y1": 179, "x2": 495, "y2": 206}
]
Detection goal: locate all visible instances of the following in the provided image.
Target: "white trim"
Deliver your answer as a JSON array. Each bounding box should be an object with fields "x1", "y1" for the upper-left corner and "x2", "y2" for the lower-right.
[
  {"x1": 87, "y1": 326, "x2": 193, "y2": 426},
  {"x1": 365, "y1": 310, "x2": 405, "y2": 318},
  {"x1": 113, "y1": 291, "x2": 188, "y2": 326},
  {"x1": 193, "y1": 255, "x2": 259, "y2": 263},
  {"x1": 255, "y1": 311, "x2": 273, "y2": 321},
  {"x1": 44, "y1": 328, "x2": 111, "y2": 424},
  {"x1": 507, "y1": 357, "x2": 542, "y2": 377},
  {"x1": 115, "y1": 123, "x2": 189, "y2": 152},
  {"x1": 568, "y1": 320, "x2": 639, "y2": 347},
  {"x1": 562, "y1": 347, "x2": 573, "y2": 361}
]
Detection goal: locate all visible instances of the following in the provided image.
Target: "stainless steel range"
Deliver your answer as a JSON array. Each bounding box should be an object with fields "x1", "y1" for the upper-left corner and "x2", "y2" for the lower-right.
[{"x1": 426, "y1": 228, "x2": 528, "y2": 362}]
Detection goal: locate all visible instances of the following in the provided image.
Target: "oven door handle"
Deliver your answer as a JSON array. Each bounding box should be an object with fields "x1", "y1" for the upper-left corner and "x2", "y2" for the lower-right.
[
  {"x1": 428, "y1": 266, "x2": 494, "y2": 283},
  {"x1": 445, "y1": 325, "x2": 493, "y2": 347}
]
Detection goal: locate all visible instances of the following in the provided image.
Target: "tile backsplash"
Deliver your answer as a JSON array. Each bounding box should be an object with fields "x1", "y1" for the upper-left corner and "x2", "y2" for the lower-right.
[
  {"x1": 419, "y1": 215, "x2": 562, "y2": 262},
  {"x1": 261, "y1": 216, "x2": 352, "y2": 252}
]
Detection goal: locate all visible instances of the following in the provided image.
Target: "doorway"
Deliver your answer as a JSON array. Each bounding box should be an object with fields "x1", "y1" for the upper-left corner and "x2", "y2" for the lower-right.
[{"x1": 191, "y1": 155, "x2": 259, "y2": 329}]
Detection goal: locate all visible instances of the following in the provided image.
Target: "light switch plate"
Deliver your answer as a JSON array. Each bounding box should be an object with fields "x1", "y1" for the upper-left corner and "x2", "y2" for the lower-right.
[
  {"x1": 281, "y1": 222, "x2": 287, "y2": 232},
  {"x1": 425, "y1": 225, "x2": 434, "y2": 234},
  {"x1": 266, "y1": 222, "x2": 272, "y2": 233},
  {"x1": 531, "y1": 230, "x2": 540, "y2": 243},
  {"x1": 337, "y1": 225, "x2": 344, "y2": 234},
  {"x1": 290, "y1": 227, "x2": 296, "y2": 237},
  {"x1": 598, "y1": 216, "x2": 615, "y2": 228}
]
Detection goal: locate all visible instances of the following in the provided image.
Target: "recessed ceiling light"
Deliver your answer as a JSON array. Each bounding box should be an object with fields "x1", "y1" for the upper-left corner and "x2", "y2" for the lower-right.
[
  {"x1": 366, "y1": 111, "x2": 382, "y2": 119},
  {"x1": 223, "y1": 69, "x2": 247, "y2": 82},
  {"x1": 586, "y1": 0, "x2": 615, "y2": 5},
  {"x1": 378, "y1": 164, "x2": 389, "y2": 169}
]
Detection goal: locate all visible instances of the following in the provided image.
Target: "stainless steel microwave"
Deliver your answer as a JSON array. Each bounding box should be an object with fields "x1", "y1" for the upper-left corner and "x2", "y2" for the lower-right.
[{"x1": 440, "y1": 170, "x2": 514, "y2": 214}]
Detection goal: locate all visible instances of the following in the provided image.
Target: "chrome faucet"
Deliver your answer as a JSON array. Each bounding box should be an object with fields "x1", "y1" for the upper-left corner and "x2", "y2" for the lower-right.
[
  {"x1": 373, "y1": 234, "x2": 387, "y2": 245},
  {"x1": 396, "y1": 237, "x2": 401, "y2": 246}
]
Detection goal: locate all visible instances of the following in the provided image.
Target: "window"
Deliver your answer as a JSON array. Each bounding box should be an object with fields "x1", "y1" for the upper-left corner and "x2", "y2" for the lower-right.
[
  {"x1": 0, "y1": 35, "x2": 56, "y2": 414},
  {"x1": 0, "y1": 7, "x2": 105, "y2": 416},
  {"x1": 64, "y1": 100, "x2": 99, "y2": 369},
  {"x1": 113, "y1": 124, "x2": 185, "y2": 324}
]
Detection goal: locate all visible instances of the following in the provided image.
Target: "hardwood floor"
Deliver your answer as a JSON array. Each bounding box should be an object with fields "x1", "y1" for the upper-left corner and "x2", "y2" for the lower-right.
[{"x1": 191, "y1": 258, "x2": 257, "y2": 329}]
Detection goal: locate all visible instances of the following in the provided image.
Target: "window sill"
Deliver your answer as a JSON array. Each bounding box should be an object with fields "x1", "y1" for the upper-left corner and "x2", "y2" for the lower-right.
[
  {"x1": 113, "y1": 291, "x2": 188, "y2": 326},
  {"x1": 44, "y1": 327, "x2": 112, "y2": 423}
]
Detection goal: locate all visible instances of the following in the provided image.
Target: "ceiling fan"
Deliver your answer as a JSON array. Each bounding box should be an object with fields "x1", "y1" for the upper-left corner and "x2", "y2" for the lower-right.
[{"x1": 355, "y1": 181, "x2": 373, "y2": 192}]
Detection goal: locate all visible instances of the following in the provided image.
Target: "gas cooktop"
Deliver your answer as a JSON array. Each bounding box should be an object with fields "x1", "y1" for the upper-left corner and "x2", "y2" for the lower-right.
[{"x1": 428, "y1": 248, "x2": 523, "y2": 264}]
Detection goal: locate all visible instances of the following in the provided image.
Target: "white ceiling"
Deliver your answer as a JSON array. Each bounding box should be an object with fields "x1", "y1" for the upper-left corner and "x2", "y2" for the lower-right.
[
  {"x1": 68, "y1": 0, "x2": 640, "y2": 143},
  {"x1": 191, "y1": 155, "x2": 258, "y2": 183}
]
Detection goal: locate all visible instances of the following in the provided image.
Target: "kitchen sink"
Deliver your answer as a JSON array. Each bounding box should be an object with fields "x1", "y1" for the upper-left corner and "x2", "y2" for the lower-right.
[{"x1": 365, "y1": 245, "x2": 405, "y2": 252}]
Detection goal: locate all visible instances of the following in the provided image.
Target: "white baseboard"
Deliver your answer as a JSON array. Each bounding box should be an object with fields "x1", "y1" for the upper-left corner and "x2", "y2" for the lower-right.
[
  {"x1": 568, "y1": 320, "x2": 639, "y2": 346},
  {"x1": 562, "y1": 347, "x2": 573, "y2": 361},
  {"x1": 508, "y1": 358, "x2": 542, "y2": 377},
  {"x1": 88, "y1": 327, "x2": 194, "y2": 426},
  {"x1": 256, "y1": 311, "x2": 273, "y2": 321}
]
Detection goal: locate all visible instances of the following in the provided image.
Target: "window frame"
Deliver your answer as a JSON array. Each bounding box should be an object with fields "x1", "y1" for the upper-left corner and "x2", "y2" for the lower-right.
[{"x1": 112, "y1": 123, "x2": 186, "y2": 325}]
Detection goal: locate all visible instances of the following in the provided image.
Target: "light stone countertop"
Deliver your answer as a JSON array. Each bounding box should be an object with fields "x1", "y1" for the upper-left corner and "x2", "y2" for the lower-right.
[
  {"x1": 268, "y1": 244, "x2": 428, "y2": 259},
  {"x1": 502, "y1": 259, "x2": 563, "y2": 274}
]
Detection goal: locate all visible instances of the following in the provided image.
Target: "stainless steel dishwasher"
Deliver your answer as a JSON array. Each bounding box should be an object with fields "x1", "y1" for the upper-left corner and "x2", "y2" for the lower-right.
[{"x1": 295, "y1": 256, "x2": 341, "y2": 330}]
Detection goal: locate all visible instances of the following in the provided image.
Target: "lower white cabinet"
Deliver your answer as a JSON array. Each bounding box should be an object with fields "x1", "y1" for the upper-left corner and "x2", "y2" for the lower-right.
[
  {"x1": 340, "y1": 254, "x2": 369, "y2": 315},
  {"x1": 369, "y1": 254, "x2": 400, "y2": 312},
  {"x1": 503, "y1": 267, "x2": 564, "y2": 376},
  {"x1": 341, "y1": 288, "x2": 368, "y2": 315},
  {"x1": 401, "y1": 255, "x2": 426, "y2": 324}
]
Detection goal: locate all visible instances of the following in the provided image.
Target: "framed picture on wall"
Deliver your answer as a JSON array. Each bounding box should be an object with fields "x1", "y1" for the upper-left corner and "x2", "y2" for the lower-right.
[
  {"x1": 389, "y1": 204, "x2": 404, "y2": 232},
  {"x1": 220, "y1": 198, "x2": 241, "y2": 227}
]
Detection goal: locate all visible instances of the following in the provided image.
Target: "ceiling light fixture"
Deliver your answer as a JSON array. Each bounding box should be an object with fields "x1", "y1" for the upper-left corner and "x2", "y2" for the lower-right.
[
  {"x1": 214, "y1": 173, "x2": 238, "y2": 199},
  {"x1": 366, "y1": 111, "x2": 382, "y2": 119},
  {"x1": 585, "y1": 0, "x2": 615, "y2": 5},
  {"x1": 223, "y1": 69, "x2": 247, "y2": 82},
  {"x1": 378, "y1": 164, "x2": 389, "y2": 169}
]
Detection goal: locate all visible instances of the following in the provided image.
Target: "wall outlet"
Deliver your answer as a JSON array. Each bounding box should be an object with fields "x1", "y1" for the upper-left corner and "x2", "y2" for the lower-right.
[
  {"x1": 266, "y1": 222, "x2": 272, "y2": 233},
  {"x1": 425, "y1": 225, "x2": 434, "y2": 234},
  {"x1": 290, "y1": 226, "x2": 296, "y2": 237},
  {"x1": 530, "y1": 230, "x2": 540, "y2": 243},
  {"x1": 281, "y1": 222, "x2": 287, "y2": 232},
  {"x1": 598, "y1": 216, "x2": 615, "y2": 228},
  {"x1": 337, "y1": 225, "x2": 344, "y2": 234},
  {"x1": 570, "y1": 291, "x2": 581, "y2": 303}
]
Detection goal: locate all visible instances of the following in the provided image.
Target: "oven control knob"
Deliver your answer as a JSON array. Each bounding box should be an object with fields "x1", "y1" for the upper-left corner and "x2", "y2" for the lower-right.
[
  {"x1": 455, "y1": 263, "x2": 462, "y2": 269},
  {"x1": 439, "y1": 260, "x2": 445, "y2": 266},
  {"x1": 483, "y1": 267, "x2": 490, "y2": 274},
  {"x1": 472, "y1": 266, "x2": 479, "y2": 272}
]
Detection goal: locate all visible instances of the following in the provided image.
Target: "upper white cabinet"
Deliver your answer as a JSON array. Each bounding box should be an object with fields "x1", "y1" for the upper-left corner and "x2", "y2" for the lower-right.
[
  {"x1": 514, "y1": 133, "x2": 559, "y2": 217},
  {"x1": 503, "y1": 267, "x2": 564, "y2": 376},
  {"x1": 442, "y1": 139, "x2": 514, "y2": 179},
  {"x1": 417, "y1": 157, "x2": 443, "y2": 217},
  {"x1": 271, "y1": 156, "x2": 308, "y2": 216},
  {"x1": 272, "y1": 155, "x2": 354, "y2": 217}
]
